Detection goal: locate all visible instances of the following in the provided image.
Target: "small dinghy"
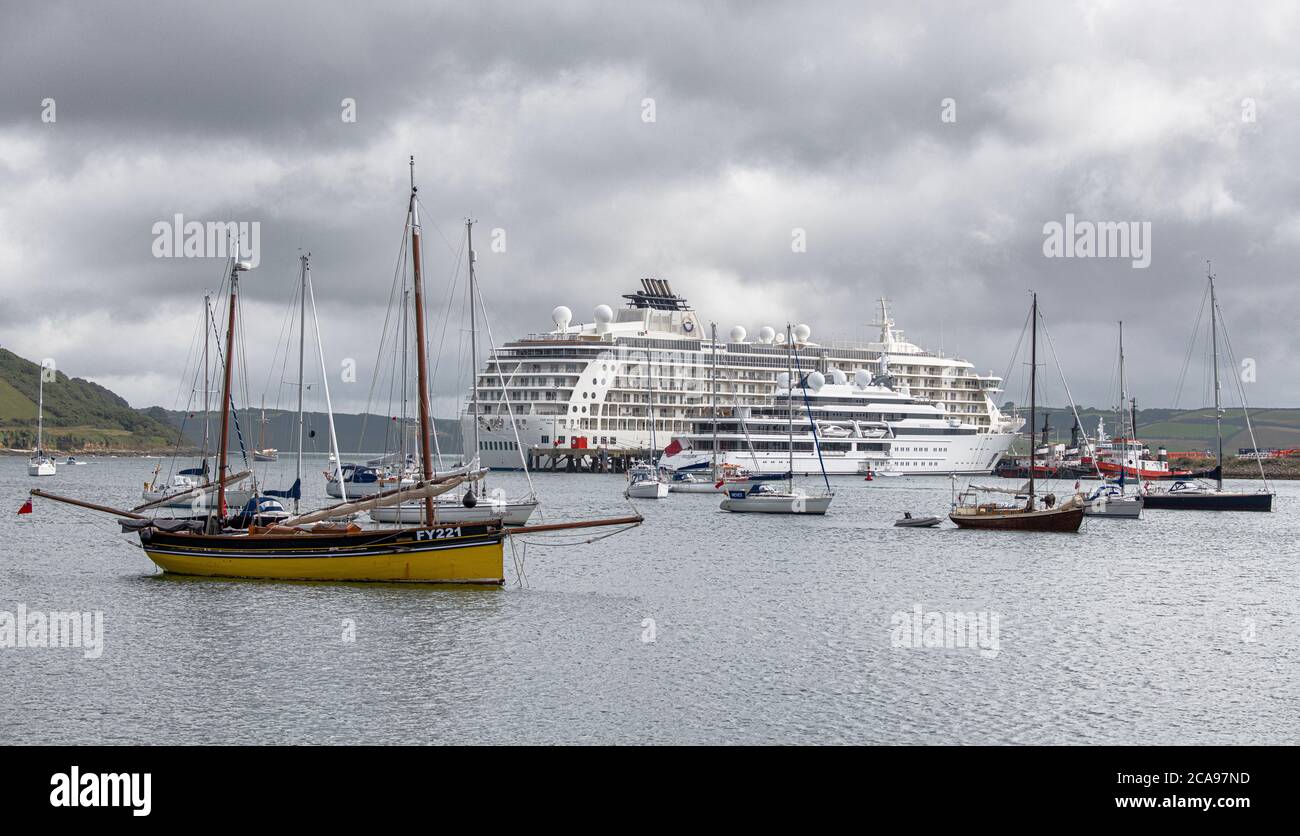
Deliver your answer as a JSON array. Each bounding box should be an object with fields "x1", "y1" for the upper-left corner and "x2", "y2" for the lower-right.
[{"x1": 894, "y1": 511, "x2": 941, "y2": 528}]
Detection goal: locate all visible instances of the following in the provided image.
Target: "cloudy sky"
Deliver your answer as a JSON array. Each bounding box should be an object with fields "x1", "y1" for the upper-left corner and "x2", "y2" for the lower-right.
[{"x1": 2, "y1": 0, "x2": 1298, "y2": 417}]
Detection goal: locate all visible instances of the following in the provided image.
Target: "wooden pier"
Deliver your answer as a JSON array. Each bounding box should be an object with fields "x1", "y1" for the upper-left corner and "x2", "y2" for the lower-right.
[{"x1": 527, "y1": 446, "x2": 652, "y2": 473}]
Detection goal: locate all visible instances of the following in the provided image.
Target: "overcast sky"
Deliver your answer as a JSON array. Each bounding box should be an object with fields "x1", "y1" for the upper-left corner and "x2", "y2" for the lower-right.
[{"x1": 2, "y1": 0, "x2": 1298, "y2": 417}]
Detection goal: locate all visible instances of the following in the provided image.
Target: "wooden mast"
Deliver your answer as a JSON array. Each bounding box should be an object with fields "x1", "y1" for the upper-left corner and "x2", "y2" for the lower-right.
[
  {"x1": 215, "y1": 259, "x2": 246, "y2": 525},
  {"x1": 409, "y1": 157, "x2": 437, "y2": 526}
]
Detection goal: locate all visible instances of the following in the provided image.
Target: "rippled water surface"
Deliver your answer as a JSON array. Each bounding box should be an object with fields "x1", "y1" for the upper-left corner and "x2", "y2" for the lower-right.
[{"x1": 2, "y1": 454, "x2": 1296, "y2": 744}]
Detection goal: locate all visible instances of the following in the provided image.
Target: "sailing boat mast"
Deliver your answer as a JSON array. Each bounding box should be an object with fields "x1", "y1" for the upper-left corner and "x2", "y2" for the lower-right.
[
  {"x1": 408, "y1": 157, "x2": 437, "y2": 526},
  {"x1": 646, "y1": 356, "x2": 657, "y2": 456},
  {"x1": 36, "y1": 363, "x2": 45, "y2": 454},
  {"x1": 295, "y1": 255, "x2": 307, "y2": 514},
  {"x1": 467, "y1": 218, "x2": 482, "y2": 494},
  {"x1": 202, "y1": 294, "x2": 211, "y2": 466},
  {"x1": 1028, "y1": 293, "x2": 1037, "y2": 507},
  {"x1": 1209, "y1": 263, "x2": 1223, "y2": 491},
  {"x1": 215, "y1": 259, "x2": 248, "y2": 524},
  {"x1": 306, "y1": 256, "x2": 346, "y2": 503}
]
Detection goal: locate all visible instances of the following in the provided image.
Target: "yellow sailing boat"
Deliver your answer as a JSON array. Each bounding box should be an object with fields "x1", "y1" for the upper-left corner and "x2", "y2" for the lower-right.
[{"x1": 32, "y1": 160, "x2": 639, "y2": 583}]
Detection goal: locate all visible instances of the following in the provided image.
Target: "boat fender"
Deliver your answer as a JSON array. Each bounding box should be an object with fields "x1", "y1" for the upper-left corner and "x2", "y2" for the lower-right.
[{"x1": 462, "y1": 489, "x2": 478, "y2": 508}]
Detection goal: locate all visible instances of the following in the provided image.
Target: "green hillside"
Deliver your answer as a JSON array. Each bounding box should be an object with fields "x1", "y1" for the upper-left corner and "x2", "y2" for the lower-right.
[
  {"x1": 0, "y1": 348, "x2": 180, "y2": 452},
  {"x1": 1005, "y1": 404, "x2": 1300, "y2": 455}
]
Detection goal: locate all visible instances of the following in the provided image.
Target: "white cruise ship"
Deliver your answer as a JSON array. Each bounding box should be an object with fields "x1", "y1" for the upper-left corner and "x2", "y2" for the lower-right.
[{"x1": 461, "y1": 279, "x2": 1021, "y2": 473}]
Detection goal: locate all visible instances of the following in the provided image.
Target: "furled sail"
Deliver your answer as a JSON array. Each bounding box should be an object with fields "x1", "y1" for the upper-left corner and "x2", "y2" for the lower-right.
[
  {"x1": 283, "y1": 468, "x2": 486, "y2": 525},
  {"x1": 969, "y1": 482, "x2": 1030, "y2": 496}
]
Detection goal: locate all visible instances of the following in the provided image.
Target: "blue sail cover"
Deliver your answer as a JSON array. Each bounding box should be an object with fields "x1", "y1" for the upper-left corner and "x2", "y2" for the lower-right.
[{"x1": 264, "y1": 478, "x2": 301, "y2": 500}]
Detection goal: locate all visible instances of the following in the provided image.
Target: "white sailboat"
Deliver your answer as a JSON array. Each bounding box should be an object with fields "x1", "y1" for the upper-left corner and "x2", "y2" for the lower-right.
[
  {"x1": 253, "y1": 398, "x2": 278, "y2": 461},
  {"x1": 624, "y1": 351, "x2": 669, "y2": 499},
  {"x1": 668, "y1": 321, "x2": 725, "y2": 493},
  {"x1": 27, "y1": 363, "x2": 57, "y2": 476},
  {"x1": 720, "y1": 324, "x2": 834, "y2": 514},
  {"x1": 1084, "y1": 321, "x2": 1143, "y2": 518}
]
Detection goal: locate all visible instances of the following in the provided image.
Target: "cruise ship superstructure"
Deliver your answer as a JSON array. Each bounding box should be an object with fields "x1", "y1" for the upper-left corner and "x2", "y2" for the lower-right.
[{"x1": 462, "y1": 280, "x2": 1021, "y2": 474}]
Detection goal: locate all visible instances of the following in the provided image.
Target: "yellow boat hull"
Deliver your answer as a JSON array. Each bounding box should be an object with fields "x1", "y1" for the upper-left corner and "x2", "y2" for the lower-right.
[
  {"x1": 143, "y1": 541, "x2": 503, "y2": 583},
  {"x1": 138, "y1": 524, "x2": 506, "y2": 584}
]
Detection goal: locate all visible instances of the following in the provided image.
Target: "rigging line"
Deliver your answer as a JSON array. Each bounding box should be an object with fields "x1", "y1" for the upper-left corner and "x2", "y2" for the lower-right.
[
  {"x1": 414, "y1": 194, "x2": 462, "y2": 259},
  {"x1": 1213, "y1": 296, "x2": 1270, "y2": 488},
  {"x1": 790, "y1": 346, "x2": 832, "y2": 492},
  {"x1": 1171, "y1": 282, "x2": 1210, "y2": 409},
  {"x1": 428, "y1": 236, "x2": 466, "y2": 426},
  {"x1": 261, "y1": 266, "x2": 298, "y2": 408},
  {"x1": 511, "y1": 523, "x2": 641, "y2": 548},
  {"x1": 1038, "y1": 305, "x2": 1100, "y2": 483},
  {"x1": 358, "y1": 208, "x2": 418, "y2": 458},
  {"x1": 471, "y1": 269, "x2": 538, "y2": 499},
  {"x1": 999, "y1": 303, "x2": 1033, "y2": 418}
]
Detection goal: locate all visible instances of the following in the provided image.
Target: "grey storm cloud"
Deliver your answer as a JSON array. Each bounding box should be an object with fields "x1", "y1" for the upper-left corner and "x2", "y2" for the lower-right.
[{"x1": 2, "y1": 0, "x2": 1299, "y2": 415}]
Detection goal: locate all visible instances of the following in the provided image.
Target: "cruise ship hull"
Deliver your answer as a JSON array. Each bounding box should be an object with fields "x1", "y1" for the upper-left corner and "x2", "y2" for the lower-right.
[{"x1": 473, "y1": 427, "x2": 1016, "y2": 474}]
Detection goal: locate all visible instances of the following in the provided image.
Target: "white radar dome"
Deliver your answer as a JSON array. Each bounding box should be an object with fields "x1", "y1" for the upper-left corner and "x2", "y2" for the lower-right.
[
  {"x1": 805, "y1": 371, "x2": 826, "y2": 391},
  {"x1": 757, "y1": 326, "x2": 776, "y2": 344},
  {"x1": 829, "y1": 368, "x2": 847, "y2": 385},
  {"x1": 552, "y1": 306, "x2": 572, "y2": 330},
  {"x1": 854, "y1": 368, "x2": 871, "y2": 388},
  {"x1": 776, "y1": 372, "x2": 790, "y2": 389},
  {"x1": 793, "y1": 323, "x2": 811, "y2": 343},
  {"x1": 729, "y1": 325, "x2": 747, "y2": 343},
  {"x1": 593, "y1": 304, "x2": 614, "y2": 323},
  {"x1": 774, "y1": 332, "x2": 786, "y2": 344}
]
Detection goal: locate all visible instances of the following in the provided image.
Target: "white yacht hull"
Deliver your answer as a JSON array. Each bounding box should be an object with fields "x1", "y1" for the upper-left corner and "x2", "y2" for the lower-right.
[
  {"x1": 1083, "y1": 495, "x2": 1144, "y2": 518},
  {"x1": 27, "y1": 458, "x2": 57, "y2": 477},
  {"x1": 141, "y1": 487, "x2": 255, "y2": 510},
  {"x1": 626, "y1": 481, "x2": 670, "y2": 499},
  {"x1": 669, "y1": 482, "x2": 720, "y2": 493},
  {"x1": 369, "y1": 498, "x2": 538, "y2": 525},
  {"x1": 719, "y1": 493, "x2": 833, "y2": 514}
]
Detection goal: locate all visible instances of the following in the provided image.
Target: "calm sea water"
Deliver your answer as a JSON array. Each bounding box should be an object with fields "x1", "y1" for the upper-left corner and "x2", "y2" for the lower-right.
[{"x1": 1, "y1": 454, "x2": 1296, "y2": 745}]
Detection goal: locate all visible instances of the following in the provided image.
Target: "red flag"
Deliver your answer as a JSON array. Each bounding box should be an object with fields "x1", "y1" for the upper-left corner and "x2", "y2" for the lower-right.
[
  {"x1": 17, "y1": 499, "x2": 33, "y2": 515},
  {"x1": 663, "y1": 438, "x2": 683, "y2": 457}
]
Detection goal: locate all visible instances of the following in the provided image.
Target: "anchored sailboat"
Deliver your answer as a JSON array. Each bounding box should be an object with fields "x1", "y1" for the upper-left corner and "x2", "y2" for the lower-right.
[
  {"x1": 720, "y1": 324, "x2": 834, "y2": 514},
  {"x1": 950, "y1": 294, "x2": 1084, "y2": 531},
  {"x1": 30, "y1": 160, "x2": 639, "y2": 582},
  {"x1": 1142, "y1": 266, "x2": 1273, "y2": 512},
  {"x1": 27, "y1": 362, "x2": 56, "y2": 476},
  {"x1": 1083, "y1": 322, "x2": 1143, "y2": 518},
  {"x1": 625, "y1": 350, "x2": 670, "y2": 499},
  {"x1": 253, "y1": 398, "x2": 278, "y2": 461},
  {"x1": 667, "y1": 321, "x2": 726, "y2": 493}
]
